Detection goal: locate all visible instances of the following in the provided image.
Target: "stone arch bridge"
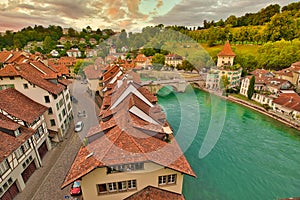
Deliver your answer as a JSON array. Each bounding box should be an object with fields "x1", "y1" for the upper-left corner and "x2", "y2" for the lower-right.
[{"x1": 141, "y1": 77, "x2": 204, "y2": 94}]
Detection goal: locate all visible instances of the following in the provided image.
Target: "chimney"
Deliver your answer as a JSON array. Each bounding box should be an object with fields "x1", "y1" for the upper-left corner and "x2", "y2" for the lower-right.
[
  {"x1": 94, "y1": 64, "x2": 97, "y2": 71},
  {"x1": 289, "y1": 97, "x2": 293, "y2": 103}
]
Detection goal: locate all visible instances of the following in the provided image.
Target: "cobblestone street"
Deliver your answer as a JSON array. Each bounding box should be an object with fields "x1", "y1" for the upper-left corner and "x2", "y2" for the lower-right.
[
  {"x1": 15, "y1": 79, "x2": 99, "y2": 200},
  {"x1": 15, "y1": 122, "x2": 82, "y2": 200}
]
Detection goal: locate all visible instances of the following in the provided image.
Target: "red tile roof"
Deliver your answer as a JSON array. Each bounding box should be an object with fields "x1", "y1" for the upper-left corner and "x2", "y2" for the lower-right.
[
  {"x1": 62, "y1": 87, "x2": 195, "y2": 188},
  {"x1": 58, "y1": 78, "x2": 72, "y2": 86},
  {"x1": 250, "y1": 69, "x2": 269, "y2": 77},
  {"x1": 7, "y1": 52, "x2": 27, "y2": 64},
  {"x1": 124, "y1": 185, "x2": 185, "y2": 200},
  {"x1": 273, "y1": 92, "x2": 300, "y2": 112},
  {"x1": 30, "y1": 60, "x2": 58, "y2": 75},
  {"x1": 218, "y1": 40, "x2": 235, "y2": 57},
  {"x1": 83, "y1": 64, "x2": 103, "y2": 79},
  {"x1": 0, "y1": 113, "x2": 21, "y2": 131},
  {"x1": 53, "y1": 65, "x2": 70, "y2": 76},
  {"x1": 106, "y1": 81, "x2": 157, "y2": 108},
  {"x1": 0, "y1": 114, "x2": 35, "y2": 162},
  {"x1": 0, "y1": 64, "x2": 21, "y2": 76},
  {"x1": 0, "y1": 88, "x2": 48, "y2": 123},
  {"x1": 0, "y1": 51, "x2": 12, "y2": 62}
]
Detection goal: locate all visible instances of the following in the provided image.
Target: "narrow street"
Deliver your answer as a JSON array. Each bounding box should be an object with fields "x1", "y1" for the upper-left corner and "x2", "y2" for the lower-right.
[{"x1": 14, "y1": 79, "x2": 100, "y2": 200}]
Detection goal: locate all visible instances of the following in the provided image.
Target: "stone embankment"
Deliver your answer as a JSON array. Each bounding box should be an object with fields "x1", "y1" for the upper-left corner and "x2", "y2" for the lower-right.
[
  {"x1": 196, "y1": 86, "x2": 300, "y2": 132},
  {"x1": 227, "y1": 96, "x2": 300, "y2": 131}
]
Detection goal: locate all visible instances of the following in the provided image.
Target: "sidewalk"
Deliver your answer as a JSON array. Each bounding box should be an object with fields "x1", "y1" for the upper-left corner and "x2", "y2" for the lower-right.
[{"x1": 15, "y1": 121, "x2": 82, "y2": 200}]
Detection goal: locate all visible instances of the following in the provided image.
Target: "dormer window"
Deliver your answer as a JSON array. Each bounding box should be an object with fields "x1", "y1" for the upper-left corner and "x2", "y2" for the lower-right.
[{"x1": 15, "y1": 128, "x2": 21, "y2": 137}]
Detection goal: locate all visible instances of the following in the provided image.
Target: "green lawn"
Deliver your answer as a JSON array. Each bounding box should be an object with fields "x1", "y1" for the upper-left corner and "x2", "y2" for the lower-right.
[
  {"x1": 163, "y1": 42, "x2": 260, "y2": 60},
  {"x1": 201, "y1": 43, "x2": 260, "y2": 57}
]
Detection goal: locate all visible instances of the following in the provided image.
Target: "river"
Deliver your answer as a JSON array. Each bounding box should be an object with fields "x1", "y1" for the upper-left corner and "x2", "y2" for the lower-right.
[{"x1": 157, "y1": 87, "x2": 300, "y2": 200}]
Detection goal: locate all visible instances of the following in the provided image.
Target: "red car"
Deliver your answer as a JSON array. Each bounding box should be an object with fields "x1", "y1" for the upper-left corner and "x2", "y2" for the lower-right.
[{"x1": 70, "y1": 180, "x2": 81, "y2": 196}]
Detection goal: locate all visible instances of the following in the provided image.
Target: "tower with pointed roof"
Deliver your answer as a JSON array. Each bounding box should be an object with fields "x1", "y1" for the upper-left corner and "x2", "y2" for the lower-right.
[{"x1": 217, "y1": 40, "x2": 235, "y2": 67}]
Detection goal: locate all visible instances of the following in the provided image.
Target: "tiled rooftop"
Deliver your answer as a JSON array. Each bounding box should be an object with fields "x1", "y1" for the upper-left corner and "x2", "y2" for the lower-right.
[
  {"x1": 218, "y1": 40, "x2": 235, "y2": 57},
  {"x1": 273, "y1": 92, "x2": 300, "y2": 112},
  {"x1": 0, "y1": 113, "x2": 35, "y2": 162},
  {"x1": 124, "y1": 185, "x2": 185, "y2": 200},
  {"x1": 0, "y1": 88, "x2": 48, "y2": 124}
]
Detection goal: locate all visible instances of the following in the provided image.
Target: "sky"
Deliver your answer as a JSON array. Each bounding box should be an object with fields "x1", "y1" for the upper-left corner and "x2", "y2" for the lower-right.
[{"x1": 0, "y1": 0, "x2": 298, "y2": 32}]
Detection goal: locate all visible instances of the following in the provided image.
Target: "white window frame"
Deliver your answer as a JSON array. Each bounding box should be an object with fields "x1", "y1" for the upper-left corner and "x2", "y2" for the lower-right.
[
  {"x1": 127, "y1": 180, "x2": 136, "y2": 190},
  {"x1": 108, "y1": 182, "x2": 117, "y2": 192}
]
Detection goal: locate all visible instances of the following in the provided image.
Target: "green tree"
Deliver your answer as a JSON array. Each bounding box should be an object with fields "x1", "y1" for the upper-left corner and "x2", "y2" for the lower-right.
[
  {"x1": 220, "y1": 75, "x2": 230, "y2": 89},
  {"x1": 247, "y1": 76, "x2": 255, "y2": 100},
  {"x1": 43, "y1": 35, "x2": 54, "y2": 53},
  {"x1": 181, "y1": 60, "x2": 195, "y2": 72},
  {"x1": 68, "y1": 28, "x2": 76, "y2": 37},
  {"x1": 152, "y1": 53, "x2": 165, "y2": 70},
  {"x1": 74, "y1": 60, "x2": 83, "y2": 75}
]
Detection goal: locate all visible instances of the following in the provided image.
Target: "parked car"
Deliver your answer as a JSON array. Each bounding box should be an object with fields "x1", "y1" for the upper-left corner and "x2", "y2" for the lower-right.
[
  {"x1": 77, "y1": 110, "x2": 86, "y2": 117},
  {"x1": 74, "y1": 121, "x2": 84, "y2": 132},
  {"x1": 70, "y1": 180, "x2": 81, "y2": 196}
]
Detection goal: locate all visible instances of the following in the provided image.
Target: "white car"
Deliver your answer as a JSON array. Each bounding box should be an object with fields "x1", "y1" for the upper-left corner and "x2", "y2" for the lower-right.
[{"x1": 75, "y1": 121, "x2": 84, "y2": 132}]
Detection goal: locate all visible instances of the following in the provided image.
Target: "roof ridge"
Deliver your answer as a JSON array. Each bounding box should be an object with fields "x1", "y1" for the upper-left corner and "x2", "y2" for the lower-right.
[
  {"x1": 97, "y1": 126, "x2": 124, "y2": 161},
  {"x1": 125, "y1": 128, "x2": 149, "y2": 160}
]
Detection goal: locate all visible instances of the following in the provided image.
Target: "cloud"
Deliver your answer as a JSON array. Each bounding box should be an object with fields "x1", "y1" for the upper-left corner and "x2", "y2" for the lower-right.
[
  {"x1": 0, "y1": 0, "x2": 296, "y2": 32},
  {"x1": 151, "y1": 0, "x2": 297, "y2": 27}
]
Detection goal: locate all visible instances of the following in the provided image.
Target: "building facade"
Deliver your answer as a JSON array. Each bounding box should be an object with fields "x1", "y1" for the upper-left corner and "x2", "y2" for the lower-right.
[
  {"x1": 0, "y1": 88, "x2": 51, "y2": 200},
  {"x1": 62, "y1": 71, "x2": 195, "y2": 199},
  {"x1": 0, "y1": 57, "x2": 73, "y2": 142}
]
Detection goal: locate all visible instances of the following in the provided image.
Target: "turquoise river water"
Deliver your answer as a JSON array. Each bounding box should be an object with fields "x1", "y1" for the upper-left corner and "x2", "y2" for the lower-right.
[{"x1": 157, "y1": 87, "x2": 300, "y2": 200}]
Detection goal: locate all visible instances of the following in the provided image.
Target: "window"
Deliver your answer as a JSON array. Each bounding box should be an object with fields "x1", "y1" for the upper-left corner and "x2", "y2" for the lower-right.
[
  {"x1": 14, "y1": 147, "x2": 24, "y2": 159},
  {"x1": 0, "y1": 160, "x2": 9, "y2": 175},
  {"x1": 34, "y1": 131, "x2": 40, "y2": 140},
  {"x1": 48, "y1": 107, "x2": 53, "y2": 115},
  {"x1": 38, "y1": 126, "x2": 43, "y2": 135},
  {"x1": 127, "y1": 180, "x2": 136, "y2": 190},
  {"x1": 59, "y1": 99, "x2": 64, "y2": 107},
  {"x1": 158, "y1": 174, "x2": 177, "y2": 186},
  {"x1": 23, "y1": 83, "x2": 28, "y2": 89},
  {"x1": 22, "y1": 140, "x2": 30, "y2": 152},
  {"x1": 168, "y1": 174, "x2": 176, "y2": 184},
  {"x1": 62, "y1": 109, "x2": 66, "y2": 117},
  {"x1": 108, "y1": 162, "x2": 144, "y2": 173},
  {"x1": 59, "y1": 114, "x2": 62, "y2": 122},
  {"x1": 9, "y1": 76, "x2": 14, "y2": 80},
  {"x1": 98, "y1": 184, "x2": 107, "y2": 193},
  {"x1": 67, "y1": 102, "x2": 71, "y2": 111},
  {"x1": 158, "y1": 175, "x2": 167, "y2": 185},
  {"x1": 56, "y1": 103, "x2": 59, "y2": 111},
  {"x1": 50, "y1": 119, "x2": 56, "y2": 126},
  {"x1": 66, "y1": 93, "x2": 70, "y2": 101},
  {"x1": 97, "y1": 180, "x2": 137, "y2": 195},
  {"x1": 118, "y1": 181, "x2": 127, "y2": 192},
  {"x1": 14, "y1": 128, "x2": 21, "y2": 137},
  {"x1": 44, "y1": 96, "x2": 50, "y2": 103},
  {"x1": 108, "y1": 182, "x2": 117, "y2": 192}
]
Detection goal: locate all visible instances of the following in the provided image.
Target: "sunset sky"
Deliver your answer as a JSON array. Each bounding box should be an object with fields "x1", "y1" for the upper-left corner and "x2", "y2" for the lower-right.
[{"x1": 0, "y1": 0, "x2": 297, "y2": 32}]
